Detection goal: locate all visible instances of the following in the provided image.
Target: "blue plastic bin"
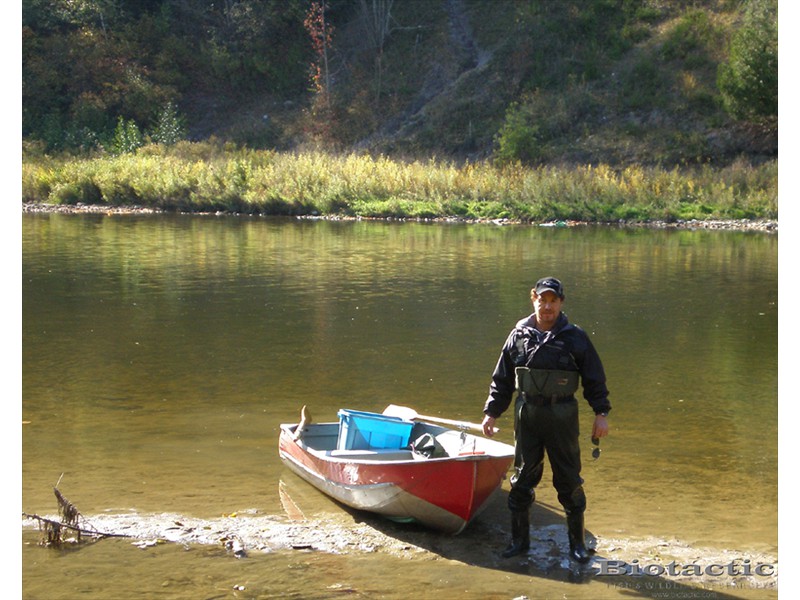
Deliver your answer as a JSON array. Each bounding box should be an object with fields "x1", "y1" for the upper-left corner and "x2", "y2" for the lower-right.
[{"x1": 337, "y1": 409, "x2": 414, "y2": 450}]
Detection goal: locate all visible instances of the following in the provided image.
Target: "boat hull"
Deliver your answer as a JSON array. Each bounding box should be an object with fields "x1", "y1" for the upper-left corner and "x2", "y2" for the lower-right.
[{"x1": 278, "y1": 422, "x2": 514, "y2": 534}]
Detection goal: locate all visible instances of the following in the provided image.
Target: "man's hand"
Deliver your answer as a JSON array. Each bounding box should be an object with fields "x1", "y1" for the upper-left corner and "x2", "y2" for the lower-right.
[
  {"x1": 591, "y1": 414, "x2": 609, "y2": 439},
  {"x1": 482, "y1": 415, "x2": 497, "y2": 438}
]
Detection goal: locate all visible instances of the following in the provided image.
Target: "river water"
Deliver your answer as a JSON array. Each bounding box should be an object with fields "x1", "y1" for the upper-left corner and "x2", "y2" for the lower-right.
[{"x1": 21, "y1": 214, "x2": 778, "y2": 599}]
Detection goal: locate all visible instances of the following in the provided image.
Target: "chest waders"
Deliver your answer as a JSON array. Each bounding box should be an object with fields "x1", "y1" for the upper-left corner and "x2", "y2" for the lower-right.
[
  {"x1": 503, "y1": 359, "x2": 589, "y2": 562},
  {"x1": 515, "y1": 366, "x2": 579, "y2": 401},
  {"x1": 512, "y1": 365, "x2": 579, "y2": 470},
  {"x1": 511, "y1": 334, "x2": 575, "y2": 450}
]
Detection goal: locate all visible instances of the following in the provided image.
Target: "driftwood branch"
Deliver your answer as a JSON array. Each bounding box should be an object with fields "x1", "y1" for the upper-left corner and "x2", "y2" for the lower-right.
[
  {"x1": 23, "y1": 485, "x2": 129, "y2": 547},
  {"x1": 23, "y1": 512, "x2": 129, "y2": 542}
]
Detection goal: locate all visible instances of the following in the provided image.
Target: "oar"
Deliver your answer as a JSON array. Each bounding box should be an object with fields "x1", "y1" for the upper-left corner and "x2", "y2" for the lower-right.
[{"x1": 382, "y1": 404, "x2": 497, "y2": 434}]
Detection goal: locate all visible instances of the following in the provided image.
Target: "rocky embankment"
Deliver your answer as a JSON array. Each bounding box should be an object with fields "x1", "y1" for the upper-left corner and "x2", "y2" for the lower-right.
[{"x1": 22, "y1": 203, "x2": 777, "y2": 233}]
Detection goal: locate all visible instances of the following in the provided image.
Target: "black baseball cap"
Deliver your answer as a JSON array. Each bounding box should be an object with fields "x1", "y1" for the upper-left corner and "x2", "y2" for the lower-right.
[{"x1": 534, "y1": 277, "x2": 565, "y2": 299}]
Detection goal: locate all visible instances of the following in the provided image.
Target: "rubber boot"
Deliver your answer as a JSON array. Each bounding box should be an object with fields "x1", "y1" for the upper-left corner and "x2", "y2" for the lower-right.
[
  {"x1": 566, "y1": 512, "x2": 590, "y2": 564},
  {"x1": 501, "y1": 510, "x2": 530, "y2": 558}
]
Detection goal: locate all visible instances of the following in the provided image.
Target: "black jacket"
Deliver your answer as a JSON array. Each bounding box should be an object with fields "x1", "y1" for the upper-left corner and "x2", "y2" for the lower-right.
[{"x1": 484, "y1": 312, "x2": 611, "y2": 418}]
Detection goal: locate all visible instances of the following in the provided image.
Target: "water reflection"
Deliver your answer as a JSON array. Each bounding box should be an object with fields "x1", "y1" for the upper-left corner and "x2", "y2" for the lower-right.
[{"x1": 23, "y1": 214, "x2": 777, "y2": 596}]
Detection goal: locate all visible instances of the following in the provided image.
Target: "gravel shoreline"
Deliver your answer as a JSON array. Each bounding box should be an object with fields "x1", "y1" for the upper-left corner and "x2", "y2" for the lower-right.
[
  {"x1": 22, "y1": 508, "x2": 777, "y2": 591},
  {"x1": 22, "y1": 202, "x2": 777, "y2": 233}
]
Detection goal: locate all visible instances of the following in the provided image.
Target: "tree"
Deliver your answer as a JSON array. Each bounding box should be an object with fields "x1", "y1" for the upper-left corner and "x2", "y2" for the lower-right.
[
  {"x1": 151, "y1": 102, "x2": 186, "y2": 145},
  {"x1": 111, "y1": 116, "x2": 143, "y2": 154},
  {"x1": 204, "y1": 0, "x2": 309, "y2": 93},
  {"x1": 493, "y1": 101, "x2": 541, "y2": 166},
  {"x1": 717, "y1": 0, "x2": 777, "y2": 124},
  {"x1": 23, "y1": 0, "x2": 177, "y2": 149},
  {"x1": 304, "y1": 0, "x2": 335, "y2": 107},
  {"x1": 358, "y1": 0, "x2": 394, "y2": 105}
]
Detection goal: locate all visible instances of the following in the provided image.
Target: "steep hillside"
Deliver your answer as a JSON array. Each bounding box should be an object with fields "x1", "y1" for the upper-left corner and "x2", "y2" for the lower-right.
[
  {"x1": 22, "y1": 0, "x2": 777, "y2": 168},
  {"x1": 203, "y1": 0, "x2": 775, "y2": 167}
]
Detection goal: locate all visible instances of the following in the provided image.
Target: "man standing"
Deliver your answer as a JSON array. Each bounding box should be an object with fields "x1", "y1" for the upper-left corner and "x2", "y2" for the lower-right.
[{"x1": 481, "y1": 277, "x2": 610, "y2": 563}]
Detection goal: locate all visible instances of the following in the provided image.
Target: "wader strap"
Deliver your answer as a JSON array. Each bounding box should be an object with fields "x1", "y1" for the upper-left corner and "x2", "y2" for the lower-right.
[{"x1": 513, "y1": 394, "x2": 525, "y2": 472}]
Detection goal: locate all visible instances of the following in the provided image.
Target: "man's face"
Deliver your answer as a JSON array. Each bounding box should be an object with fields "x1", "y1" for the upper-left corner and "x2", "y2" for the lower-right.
[{"x1": 532, "y1": 291, "x2": 563, "y2": 330}]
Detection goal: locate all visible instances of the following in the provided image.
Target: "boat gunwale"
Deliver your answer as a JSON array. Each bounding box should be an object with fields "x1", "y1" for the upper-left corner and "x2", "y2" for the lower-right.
[{"x1": 278, "y1": 422, "x2": 514, "y2": 465}]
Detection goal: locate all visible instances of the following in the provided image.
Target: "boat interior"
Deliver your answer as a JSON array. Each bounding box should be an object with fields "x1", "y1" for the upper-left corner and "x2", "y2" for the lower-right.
[{"x1": 287, "y1": 421, "x2": 502, "y2": 462}]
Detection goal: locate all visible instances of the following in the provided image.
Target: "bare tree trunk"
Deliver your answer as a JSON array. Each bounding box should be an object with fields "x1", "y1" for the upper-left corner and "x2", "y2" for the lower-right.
[
  {"x1": 322, "y1": 12, "x2": 331, "y2": 109},
  {"x1": 359, "y1": 0, "x2": 395, "y2": 106}
]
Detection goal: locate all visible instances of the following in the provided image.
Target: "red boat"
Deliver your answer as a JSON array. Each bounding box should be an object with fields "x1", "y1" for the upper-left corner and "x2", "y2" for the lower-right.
[{"x1": 278, "y1": 407, "x2": 515, "y2": 534}]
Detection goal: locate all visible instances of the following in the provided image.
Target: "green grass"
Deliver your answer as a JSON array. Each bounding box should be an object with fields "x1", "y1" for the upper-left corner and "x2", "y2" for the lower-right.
[{"x1": 22, "y1": 142, "x2": 777, "y2": 223}]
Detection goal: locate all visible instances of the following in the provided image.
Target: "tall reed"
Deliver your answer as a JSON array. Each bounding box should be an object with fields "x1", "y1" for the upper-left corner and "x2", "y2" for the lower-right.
[{"x1": 22, "y1": 143, "x2": 777, "y2": 222}]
